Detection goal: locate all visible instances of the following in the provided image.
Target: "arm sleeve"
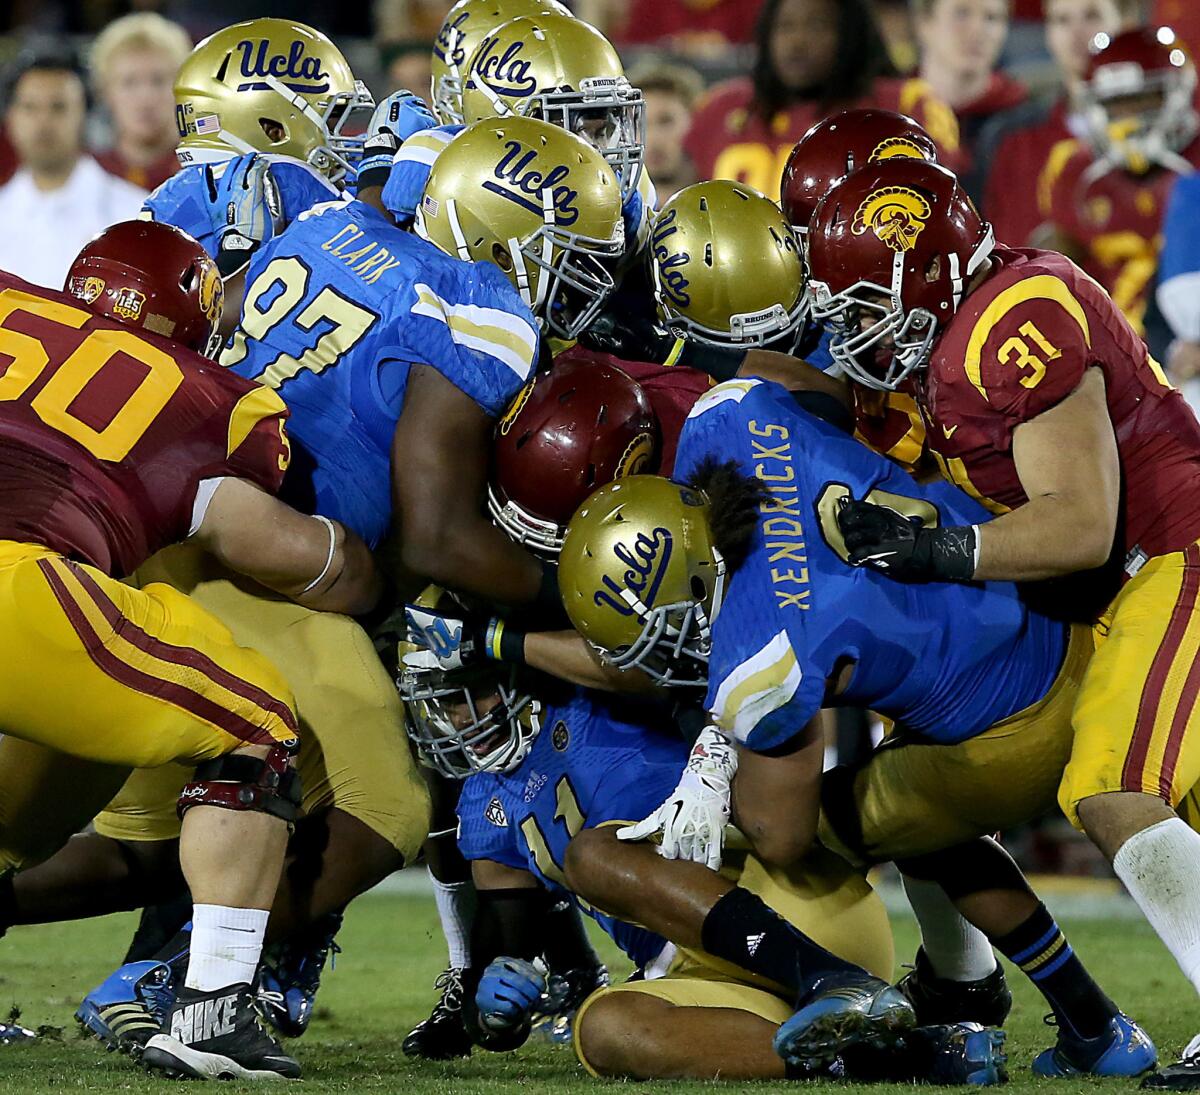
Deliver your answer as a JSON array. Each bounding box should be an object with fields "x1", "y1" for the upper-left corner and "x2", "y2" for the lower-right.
[{"x1": 382, "y1": 126, "x2": 462, "y2": 223}]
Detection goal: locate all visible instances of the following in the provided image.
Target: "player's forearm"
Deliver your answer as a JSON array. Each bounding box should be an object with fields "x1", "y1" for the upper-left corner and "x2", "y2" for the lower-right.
[
  {"x1": 523, "y1": 630, "x2": 659, "y2": 693},
  {"x1": 739, "y1": 349, "x2": 851, "y2": 405},
  {"x1": 972, "y1": 495, "x2": 1114, "y2": 581},
  {"x1": 399, "y1": 515, "x2": 544, "y2": 606}
]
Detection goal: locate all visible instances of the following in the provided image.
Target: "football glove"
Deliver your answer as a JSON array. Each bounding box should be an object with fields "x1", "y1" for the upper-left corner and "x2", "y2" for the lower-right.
[
  {"x1": 475, "y1": 958, "x2": 546, "y2": 1032},
  {"x1": 580, "y1": 305, "x2": 748, "y2": 383},
  {"x1": 616, "y1": 726, "x2": 737, "y2": 872},
  {"x1": 838, "y1": 498, "x2": 978, "y2": 582},
  {"x1": 357, "y1": 90, "x2": 438, "y2": 187},
  {"x1": 206, "y1": 154, "x2": 283, "y2": 278},
  {"x1": 403, "y1": 606, "x2": 527, "y2": 671}
]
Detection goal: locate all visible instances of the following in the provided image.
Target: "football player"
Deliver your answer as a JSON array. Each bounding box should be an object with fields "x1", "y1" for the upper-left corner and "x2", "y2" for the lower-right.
[
  {"x1": 0, "y1": 220, "x2": 381, "y2": 1081},
  {"x1": 1039, "y1": 26, "x2": 1200, "y2": 334},
  {"x1": 398, "y1": 623, "x2": 1008, "y2": 1084},
  {"x1": 554, "y1": 375, "x2": 1154, "y2": 1078},
  {"x1": 794, "y1": 152, "x2": 1200, "y2": 1085}
]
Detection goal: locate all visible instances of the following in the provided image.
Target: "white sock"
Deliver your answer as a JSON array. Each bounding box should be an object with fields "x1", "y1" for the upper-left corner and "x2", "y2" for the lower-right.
[
  {"x1": 431, "y1": 872, "x2": 476, "y2": 970},
  {"x1": 1113, "y1": 817, "x2": 1200, "y2": 995},
  {"x1": 186, "y1": 904, "x2": 270, "y2": 992},
  {"x1": 902, "y1": 874, "x2": 998, "y2": 982}
]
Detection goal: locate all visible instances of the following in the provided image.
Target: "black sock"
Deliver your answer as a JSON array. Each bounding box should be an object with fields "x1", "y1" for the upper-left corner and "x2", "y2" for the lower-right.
[
  {"x1": 700, "y1": 886, "x2": 859, "y2": 1002},
  {"x1": 540, "y1": 897, "x2": 602, "y2": 974},
  {"x1": 993, "y1": 903, "x2": 1117, "y2": 1040},
  {"x1": 124, "y1": 891, "x2": 192, "y2": 965}
]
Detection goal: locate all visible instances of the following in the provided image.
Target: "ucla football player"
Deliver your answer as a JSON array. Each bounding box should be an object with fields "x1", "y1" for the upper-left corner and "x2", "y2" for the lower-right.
[
  {"x1": 548, "y1": 378, "x2": 1155, "y2": 1078},
  {"x1": 397, "y1": 619, "x2": 1010, "y2": 1083}
]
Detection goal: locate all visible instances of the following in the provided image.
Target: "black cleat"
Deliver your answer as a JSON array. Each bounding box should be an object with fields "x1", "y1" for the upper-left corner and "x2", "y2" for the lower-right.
[
  {"x1": 897, "y1": 948, "x2": 1013, "y2": 1027},
  {"x1": 1143, "y1": 1045, "x2": 1200, "y2": 1091},
  {"x1": 142, "y1": 983, "x2": 301, "y2": 1081},
  {"x1": 402, "y1": 967, "x2": 472, "y2": 1060}
]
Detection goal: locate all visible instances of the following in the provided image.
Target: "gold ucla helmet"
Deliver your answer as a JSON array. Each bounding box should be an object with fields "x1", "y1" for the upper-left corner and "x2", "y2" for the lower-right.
[
  {"x1": 650, "y1": 181, "x2": 807, "y2": 350},
  {"x1": 462, "y1": 13, "x2": 644, "y2": 199},
  {"x1": 558, "y1": 476, "x2": 725, "y2": 688},
  {"x1": 174, "y1": 18, "x2": 374, "y2": 180},
  {"x1": 398, "y1": 587, "x2": 542, "y2": 780},
  {"x1": 416, "y1": 116, "x2": 624, "y2": 339},
  {"x1": 431, "y1": 0, "x2": 573, "y2": 125}
]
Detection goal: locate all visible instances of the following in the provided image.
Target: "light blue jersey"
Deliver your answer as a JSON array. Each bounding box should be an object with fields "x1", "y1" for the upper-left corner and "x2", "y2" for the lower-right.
[
  {"x1": 457, "y1": 687, "x2": 682, "y2": 969},
  {"x1": 142, "y1": 157, "x2": 339, "y2": 259},
  {"x1": 222, "y1": 198, "x2": 539, "y2": 546},
  {"x1": 382, "y1": 124, "x2": 653, "y2": 255},
  {"x1": 675, "y1": 379, "x2": 1066, "y2": 753}
]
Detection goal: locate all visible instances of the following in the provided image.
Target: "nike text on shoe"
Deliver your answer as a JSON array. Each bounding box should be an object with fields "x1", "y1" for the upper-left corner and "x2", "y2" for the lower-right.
[{"x1": 142, "y1": 983, "x2": 301, "y2": 1080}]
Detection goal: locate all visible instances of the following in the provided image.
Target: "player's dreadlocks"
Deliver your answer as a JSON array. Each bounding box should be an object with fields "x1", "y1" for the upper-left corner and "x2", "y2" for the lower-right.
[{"x1": 689, "y1": 457, "x2": 767, "y2": 574}]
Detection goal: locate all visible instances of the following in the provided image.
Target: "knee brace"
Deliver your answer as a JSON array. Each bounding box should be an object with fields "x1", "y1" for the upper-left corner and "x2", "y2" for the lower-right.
[{"x1": 177, "y1": 745, "x2": 301, "y2": 823}]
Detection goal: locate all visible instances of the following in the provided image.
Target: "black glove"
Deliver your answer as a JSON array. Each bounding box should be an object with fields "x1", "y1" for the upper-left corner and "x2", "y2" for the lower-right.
[
  {"x1": 579, "y1": 305, "x2": 676, "y2": 364},
  {"x1": 837, "y1": 499, "x2": 977, "y2": 582}
]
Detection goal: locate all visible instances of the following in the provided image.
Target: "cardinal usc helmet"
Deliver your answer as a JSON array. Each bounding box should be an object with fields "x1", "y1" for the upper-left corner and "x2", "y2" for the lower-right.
[
  {"x1": 806, "y1": 160, "x2": 994, "y2": 391},
  {"x1": 174, "y1": 18, "x2": 374, "y2": 181},
  {"x1": 650, "y1": 181, "x2": 806, "y2": 350},
  {"x1": 489, "y1": 357, "x2": 659, "y2": 556},
  {"x1": 1082, "y1": 26, "x2": 1198, "y2": 174},
  {"x1": 398, "y1": 586, "x2": 542, "y2": 780},
  {"x1": 431, "y1": 0, "x2": 573, "y2": 125},
  {"x1": 781, "y1": 109, "x2": 940, "y2": 239},
  {"x1": 415, "y1": 116, "x2": 624, "y2": 339},
  {"x1": 558, "y1": 476, "x2": 725, "y2": 688},
  {"x1": 462, "y1": 13, "x2": 645, "y2": 199},
  {"x1": 66, "y1": 221, "x2": 224, "y2": 357}
]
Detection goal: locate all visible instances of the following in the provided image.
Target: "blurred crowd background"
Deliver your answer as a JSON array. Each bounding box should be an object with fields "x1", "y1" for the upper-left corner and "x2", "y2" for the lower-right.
[{"x1": 0, "y1": 0, "x2": 1194, "y2": 876}]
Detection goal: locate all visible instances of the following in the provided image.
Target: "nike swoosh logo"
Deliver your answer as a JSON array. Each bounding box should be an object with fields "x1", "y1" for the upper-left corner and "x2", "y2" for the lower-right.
[{"x1": 941, "y1": 423, "x2": 959, "y2": 439}]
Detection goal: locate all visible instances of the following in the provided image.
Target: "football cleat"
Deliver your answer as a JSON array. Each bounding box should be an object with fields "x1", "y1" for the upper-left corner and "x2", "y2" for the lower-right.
[
  {"x1": 907, "y1": 1023, "x2": 1009, "y2": 1086},
  {"x1": 896, "y1": 947, "x2": 1013, "y2": 1027},
  {"x1": 75, "y1": 960, "x2": 175, "y2": 1055},
  {"x1": 0, "y1": 1022, "x2": 36, "y2": 1046},
  {"x1": 1144, "y1": 1034, "x2": 1200, "y2": 1091},
  {"x1": 256, "y1": 911, "x2": 343, "y2": 1038},
  {"x1": 142, "y1": 983, "x2": 301, "y2": 1081},
  {"x1": 401, "y1": 967, "x2": 472, "y2": 1060},
  {"x1": 773, "y1": 971, "x2": 917, "y2": 1071},
  {"x1": 1033, "y1": 1012, "x2": 1157, "y2": 1078},
  {"x1": 531, "y1": 963, "x2": 610, "y2": 1044}
]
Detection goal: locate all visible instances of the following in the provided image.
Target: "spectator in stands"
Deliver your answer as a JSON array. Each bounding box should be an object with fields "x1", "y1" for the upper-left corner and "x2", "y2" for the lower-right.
[
  {"x1": 90, "y1": 13, "x2": 190, "y2": 191},
  {"x1": 682, "y1": 0, "x2": 959, "y2": 200},
  {"x1": 979, "y1": 0, "x2": 1130, "y2": 246},
  {"x1": 628, "y1": 60, "x2": 704, "y2": 202},
  {"x1": 381, "y1": 40, "x2": 434, "y2": 107},
  {"x1": 612, "y1": 0, "x2": 764, "y2": 57},
  {"x1": 914, "y1": 0, "x2": 1025, "y2": 198},
  {"x1": 0, "y1": 54, "x2": 145, "y2": 288}
]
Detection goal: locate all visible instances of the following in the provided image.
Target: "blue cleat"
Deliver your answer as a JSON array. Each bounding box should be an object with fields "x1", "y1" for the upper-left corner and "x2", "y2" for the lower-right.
[
  {"x1": 256, "y1": 911, "x2": 343, "y2": 1038},
  {"x1": 911, "y1": 1023, "x2": 1009, "y2": 1086},
  {"x1": 1033, "y1": 1012, "x2": 1157, "y2": 1078},
  {"x1": 773, "y1": 971, "x2": 918, "y2": 1071},
  {"x1": 75, "y1": 960, "x2": 176, "y2": 1055}
]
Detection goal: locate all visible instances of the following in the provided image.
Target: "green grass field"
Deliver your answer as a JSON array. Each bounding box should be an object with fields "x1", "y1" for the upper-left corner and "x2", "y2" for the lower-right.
[{"x1": 0, "y1": 889, "x2": 1193, "y2": 1093}]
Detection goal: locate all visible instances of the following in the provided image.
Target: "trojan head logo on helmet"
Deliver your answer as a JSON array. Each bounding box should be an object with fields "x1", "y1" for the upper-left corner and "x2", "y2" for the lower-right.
[
  {"x1": 462, "y1": 12, "x2": 644, "y2": 199},
  {"x1": 1081, "y1": 26, "x2": 1199, "y2": 176},
  {"x1": 650, "y1": 180, "x2": 807, "y2": 350},
  {"x1": 489, "y1": 356, "x2": 659, "y2": 557},
  {"x1": 806, "y1": 159, "x2": 994, "y2": 392},
  {"x1": 781, "y1": 109, "x2": 939, "y2": 240},
  {"x1": 431, "y1": 0, "x2": 573, "y2": 125},
  {"x1": 399, "y1": 586, "x2": 542, "y2": 780},
  {"x1": 66, "y1": 221, "x2": 225, "y2": 357},
  {"x1": 416, "y1": 115, "x2": 624, "y2": 339},
  {"x1": 174, "y1": 18, "x2": 374, "y2": 181},
  {"x1": 559, "y1": 476, "x2": 725, "y2": 688}
]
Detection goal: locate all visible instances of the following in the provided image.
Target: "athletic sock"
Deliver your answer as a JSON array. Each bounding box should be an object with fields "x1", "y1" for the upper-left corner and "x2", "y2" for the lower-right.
[
  {"x1": 902, "y1": 875, "x2": 997, "y2": 981},
  {"x1": 431, "y1": 872, "x2": 477, "y2": 970},
  {"x1": 186, "y1": 904, "x2": 269, "y2": 992},
  {"x1": 1113, "y1": 817, "x2": 1200, "y2": 995},
  {"x1": 993, "y1": 901, "x2": 1117, "y2": 1039},
  {"x1": 700, "y1": 885, "x2": 859, "y2": 1001}
]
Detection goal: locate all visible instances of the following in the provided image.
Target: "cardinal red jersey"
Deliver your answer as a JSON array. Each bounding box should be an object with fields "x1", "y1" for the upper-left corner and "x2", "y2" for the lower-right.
[
  {"x1": 1040, "y1": 137, "x2": 1200, "y2": 332},
  {"x1": 553, "y1": 344, "x2": 711, "y2": 473},
  {"x1": 683, "y1": 76, "x2": 961, "y2": 201},
  {"x1": 0, "y1": 272, "x2": 290, "y2": 577},
  {"x1": 918, "y1": 246, "x2": 1200, "y2": 588},
  {"x1": 852, "y1": 383, "x2": 928, "y2": 473}
]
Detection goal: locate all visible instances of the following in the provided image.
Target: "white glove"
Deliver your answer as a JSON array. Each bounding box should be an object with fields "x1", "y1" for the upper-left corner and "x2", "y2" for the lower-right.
[{"x1": 616, "y1": 727, "x2": 737, "y2": 872}]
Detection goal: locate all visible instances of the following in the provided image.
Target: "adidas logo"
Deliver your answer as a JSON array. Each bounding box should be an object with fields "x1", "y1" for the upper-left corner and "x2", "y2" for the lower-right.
[
  {"x1": 485, "y1": 798, "x2": 508, "y2": 827},
  {"x1": 169, "y1": 993, "x2": 238, "y2": 1044},
  {"x1": 746, "y1": 933, "x2": 765, "y2": 956}
]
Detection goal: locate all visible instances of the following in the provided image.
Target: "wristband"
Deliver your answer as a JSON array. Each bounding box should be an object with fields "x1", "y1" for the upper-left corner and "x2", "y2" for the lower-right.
[
  {"x1": 300, "y1": 516, "x2": 338, "y2": 594},
  {"x1": 484, "y1": 619, "x2": 528, "y2": 664},
  {"x1": 924, "y1": 525, "x2": 978, "y2": 581},
  {"x1": 676, "y1": 340, "x2": 749, "y2": 382}
]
